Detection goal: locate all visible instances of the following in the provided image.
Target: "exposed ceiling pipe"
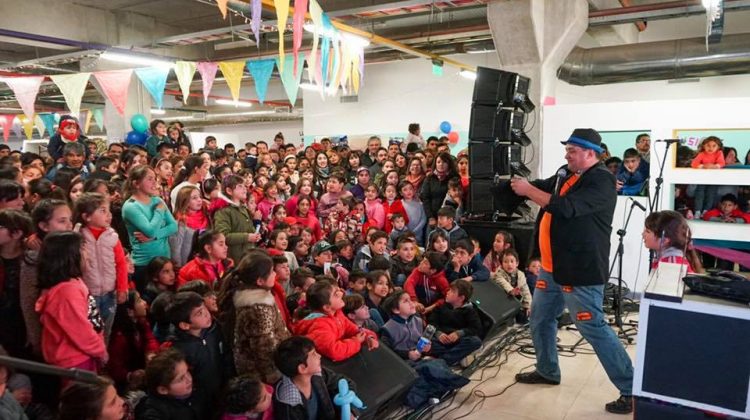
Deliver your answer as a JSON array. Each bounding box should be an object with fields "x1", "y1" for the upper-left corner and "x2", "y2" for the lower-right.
[{"x1": 557, "y1": 33, "x2": 750, "y2": 85}]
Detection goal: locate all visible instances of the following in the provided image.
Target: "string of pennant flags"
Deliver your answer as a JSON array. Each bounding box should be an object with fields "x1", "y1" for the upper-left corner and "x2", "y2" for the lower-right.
[{"x1": 0, "y1": 0, "x2": 366, "y2": 142}]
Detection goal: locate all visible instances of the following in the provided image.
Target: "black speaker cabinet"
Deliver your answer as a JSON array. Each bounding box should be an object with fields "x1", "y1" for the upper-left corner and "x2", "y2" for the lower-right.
[
  {"x1": 322, "y1": 346, "x2": 418, "y2": 419},
  {"x1": 469, "y1": 105, "x2": 524, "y2": 142},
  {"x1": 471, "y1": 281, "x2": 521, "y2": 339},
  {"x1": 469, "y1": 142, "x2": 522, "y2": 178}
]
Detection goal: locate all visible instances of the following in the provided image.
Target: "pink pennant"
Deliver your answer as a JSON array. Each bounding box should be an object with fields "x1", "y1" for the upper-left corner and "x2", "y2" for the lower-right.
[
  {"x1": 93, "y1": 69, "x2": 133, "y2": 116},
  {"x1": 0, "y1": 76, "x2": 44, "y2": 120},
  {"x1": 196, "y1": 62, "x2": 219, "y2": 105},
  {"x1": 0, "y1": 114, "x2": 17, "y2": 142},
  {"x1": 293, "y1": 0, "x2": 309, "y2": 76}
]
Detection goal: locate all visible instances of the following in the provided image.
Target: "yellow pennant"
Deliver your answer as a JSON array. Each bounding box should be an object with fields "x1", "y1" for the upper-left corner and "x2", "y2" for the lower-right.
[
  {"x1": 275, "y1": 0, "x2": 290, "y2": 73},
  {"x1": 218, "y1": 61, "x2": 247, "y2": 103}
]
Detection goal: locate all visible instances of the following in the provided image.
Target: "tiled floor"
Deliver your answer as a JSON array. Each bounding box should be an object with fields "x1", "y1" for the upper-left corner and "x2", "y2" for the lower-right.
[{"x1": 436, "y1": 324, "x2": 638, "y2": 420}]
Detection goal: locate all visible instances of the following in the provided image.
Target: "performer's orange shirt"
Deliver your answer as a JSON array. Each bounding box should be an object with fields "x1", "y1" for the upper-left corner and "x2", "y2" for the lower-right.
[{"x1": 539, "y1": 174, "x2": 580, "y2": 272}]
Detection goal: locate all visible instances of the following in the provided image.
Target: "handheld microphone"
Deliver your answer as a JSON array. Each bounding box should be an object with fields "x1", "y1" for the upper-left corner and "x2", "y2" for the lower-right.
[
  {"x1": 554, "y1": 168, "x2": 568, "y2": 194},
  {"x1": 656, "y1": 139, "x2": 681, "y2": 144},
  {"x1": 629, "y1": 197, "x2": 647, "y2": 212}
]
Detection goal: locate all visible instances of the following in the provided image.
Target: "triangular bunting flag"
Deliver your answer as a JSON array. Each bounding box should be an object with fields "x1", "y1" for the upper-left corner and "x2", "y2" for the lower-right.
[
  {"x1": 11, "y1": 118, "x2": 23, "y2": 140},
  {"x1": 293, "y1": 0, "x2": 309, "y2": 76},
  {"x1": 218, "y1": 61, "x2": 246, "y2": 103},
  {"x1": 93, "y1": 69, "x2": 133, "y2": 116},
  {"x1": 274, "y1": 0, "x2": 290, "y2": 73},
  {"x1": 135, "y1": 67, "x2": 171, "y2": 109},
  {"x1": 39, "y1": 113, "x2": 57, "y2": 138},
  {"x1": 251, "y1": 0, "x2": 262, "y2": 45},
  {"x1": 246, "y1": 59, "x2": 276, "y2": 104},
  {"x1": 308, "y1": 0, "x2": 323, "y2": 85},
  {"x1": 217, "y1": 0, "x2": 229, "y2": 18},
  {"x1": 196, "y1": 62, "x2": 219, "y2": 105},
  {"x1": 20, "y1": 115, "x2": 34, "y2": 140},
  {"x1": 174, "y1": 61, "x2": 197, "y2": 104},
  {"x1": 34, "y1": 114, "x2": 47, "y2": 137},
  {"x1": 276, "y1": 53, "x2": 305, "y2": 106},
  {"x1": 93, "y1": 108, "x2": 105, "y2": 131},
  {"x1": 82, "y1": 110, "x2": 93, "y2": 134},
  {"x1": 49, "y1": 73, "x2": 90, "y2": 117},
  {"x1": 0, "y1": 115, "x2": 16, "y2": 142},
  {"x1": 0, "y1": 76, "x2": 45, "y2": 120}
]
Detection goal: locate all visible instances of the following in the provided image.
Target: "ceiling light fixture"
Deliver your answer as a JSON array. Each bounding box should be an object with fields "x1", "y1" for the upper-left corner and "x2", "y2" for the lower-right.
[
  {"x1": 150, "y1": 109, "x2": 166, "y2": 115},
  {"x1": 460, "y1": 70, "x2": 477, "y2": 80},
  {"x1": 299, "y1": 83, "x2": 321, "y2": 91},
  {"x1": 215, "y1": 99, "x2": 253, "y2": 107},
  {"x1": 207, "y1": 110, "x2": 276, "y2": 118},
  {"x1": 100, "y1": 51, "x2": 174, "y2": 68}
]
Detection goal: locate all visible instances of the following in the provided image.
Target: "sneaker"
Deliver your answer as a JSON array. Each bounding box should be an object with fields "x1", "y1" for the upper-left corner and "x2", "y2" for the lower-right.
[
  {"x1": 514, "y1": 370, "x2": 560, "y2": 385},
  {"x1": 605, "y1": 395, "x2": 633, "y2": 414}
]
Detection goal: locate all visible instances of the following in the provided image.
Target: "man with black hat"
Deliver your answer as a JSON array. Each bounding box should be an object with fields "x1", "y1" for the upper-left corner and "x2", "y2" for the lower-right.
[{"x1": 509, "y1": 128, "x2": 634, "y2": 415}]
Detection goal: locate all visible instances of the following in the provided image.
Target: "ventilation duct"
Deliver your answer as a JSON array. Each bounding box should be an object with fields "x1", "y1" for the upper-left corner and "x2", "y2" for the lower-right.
[{"x1": 558, "y1": 33, "x2": 750, "y2": 85}]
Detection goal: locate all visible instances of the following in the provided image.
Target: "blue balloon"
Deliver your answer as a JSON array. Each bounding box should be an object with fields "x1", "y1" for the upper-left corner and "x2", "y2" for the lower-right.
[
  {"x1": 126, "y1": 130, "x2": 147, "y2": 146},
  {"x1": 440, "y1": 121, "x2": 451, "y2": 134}
]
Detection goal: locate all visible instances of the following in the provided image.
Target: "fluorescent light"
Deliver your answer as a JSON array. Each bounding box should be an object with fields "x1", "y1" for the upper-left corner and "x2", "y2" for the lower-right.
[
  {"x1": 460, "y1": 70, "x2": 477, "y2": 80},
  {"x1": 300, "y1": 83, "x2": 321, "y2": 91},
  {"x1": 303, "y1": 23, "x2": 315, "y2": 33},
  {"x1": 215, "y1": 99, "x2": 253, "y2": 107},
  {"x1": 162, "y1": 115, "x2": 194, "y2": 121},
  {"x1": 150, "y1": 109, "x2": 166, "y2": 115},
  {"x1": 207, "y1": 111, "x2": 276, "y2": 118},
  {"x1": 303, "y1": 22, "x2": 335, "y2": 38},
  {"x1": 341, "y1": 33, "x2": 370, "y2": 48},
  {"x1": 100, "y1": 51, "x2": 173, "y2": 68}
]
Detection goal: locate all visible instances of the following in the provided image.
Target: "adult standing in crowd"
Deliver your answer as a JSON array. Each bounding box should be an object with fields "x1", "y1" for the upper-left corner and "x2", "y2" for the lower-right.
[
  {"x1": 509, "y1": 128, "x2": 634, "y2": 415},
  {"x1": 360, "y1": 136, "x2": 382, "y2": 168},
  {"x1": 635, "y1": 133, "x2": 650, "y2": 163},
  {"x1": 420, "y1": 152, "x2": 458, "y2": 232}
]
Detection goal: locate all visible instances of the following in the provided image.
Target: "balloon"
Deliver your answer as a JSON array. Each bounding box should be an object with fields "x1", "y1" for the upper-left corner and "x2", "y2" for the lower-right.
[
  {"x1": 333, "y1": 378, "x2": 364, "y2": 420},
  {"x1": 440, "y1": 121, "x2": 451, "y2": 134},
  {"x1": 130, "y1": 114, "x2": 149, "y2": 133},
  {"x1": 125, "y1": 130, "x2": 147, "y2": 146},
  {"x1": 448, "y1": 131, "x2": 459, "y2": 144}
]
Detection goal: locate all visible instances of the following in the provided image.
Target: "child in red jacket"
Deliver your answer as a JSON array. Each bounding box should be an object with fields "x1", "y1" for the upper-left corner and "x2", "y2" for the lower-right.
[
  {"x1": 702, "y1": 193, "x2": 750, "y2": 224},
  {"x1": 177, "y1": 230, "x2": 233, "y2": 288},
  {"x1": 35, "y1": 231, "x2": 107, "y2": 374},
  {"x1": 404, "y1": 251, "x2": 450, "y2": 316},
  {"x1": 293, "y1": 280, "x2": 378, "y2": 362}
]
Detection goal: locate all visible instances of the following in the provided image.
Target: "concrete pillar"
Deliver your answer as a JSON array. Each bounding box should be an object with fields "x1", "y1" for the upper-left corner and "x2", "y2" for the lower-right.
[
  {"x1": 80, "y1": 57, "x2": 153, "y2": 144},
  {"x1": 487, "y1": 0, "x2": 588, "y2": 178}
]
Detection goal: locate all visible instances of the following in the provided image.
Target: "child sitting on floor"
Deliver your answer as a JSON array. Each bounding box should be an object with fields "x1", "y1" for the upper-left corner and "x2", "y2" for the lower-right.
[
  {"x1": 404, "y1": 251, "x2": 450, "y2": 316},
  {"x1": 222, "y1": 375, "x2": 273, "y2": 420},
  {"x1": 294, "y1": 280, "x2": 378, "y2": 362},
  {"x1": 427, "y1": 279, "x2": 483, "y2": 365},
  {"x1": 343, "y1": 293, "x2": 380, "y2": 334},
  {"x1": 491, "y1": 249, "x2": 532, "y2": 324}
]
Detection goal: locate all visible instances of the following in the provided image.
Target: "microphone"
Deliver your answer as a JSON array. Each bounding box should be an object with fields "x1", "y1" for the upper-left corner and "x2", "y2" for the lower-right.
[
  {"x1": 656, "y1": 139, "x2": 681, "y2": 144},
  {"x1": 629, "y1": 197, "x2": 646, "y2": 212},
  {"x1": 554, "y1": 167, "x2": 568, "y2": 194}
]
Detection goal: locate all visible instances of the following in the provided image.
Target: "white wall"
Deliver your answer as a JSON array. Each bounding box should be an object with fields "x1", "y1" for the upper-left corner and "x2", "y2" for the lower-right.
[{"x1": 303, "y1": 52, "x2": 500, "y2": 151}]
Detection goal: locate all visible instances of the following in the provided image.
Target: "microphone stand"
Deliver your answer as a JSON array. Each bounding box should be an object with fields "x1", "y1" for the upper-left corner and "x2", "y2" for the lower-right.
[
  {"x1": 607, "y1": 199, "x2": 642, "y2": 343},
  {"x1": 649, "y1": 140, "x2": 679, "y2": 213}
]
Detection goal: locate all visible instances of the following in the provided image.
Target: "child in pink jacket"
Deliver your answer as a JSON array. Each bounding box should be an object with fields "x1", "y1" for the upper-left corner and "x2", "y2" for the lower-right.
[{"x1": 35, "y1": 231, "x2": 107, "y2": 373}]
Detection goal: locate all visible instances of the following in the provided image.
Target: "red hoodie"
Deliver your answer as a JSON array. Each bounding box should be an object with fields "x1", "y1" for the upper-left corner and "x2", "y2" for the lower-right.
[
  {"x1": 294, "y1": 310, "x2": 377, "y2": 362},
  {"x1": 404, "y1": 267, "x2": 450, "y2": 308},
  {"x1": 177, "y1": 256, "x2": 233, "y2": 288},
  {"x1": 293, "y1": 213, "x2": 324, "y2": 241},
  {"x1": 702, "y1": 208, "x2": 750, "y2": 224},
  {"x1": 383, "y1": 199, "x2": 409, "y2": 234},
  {"x1": 35, "y1": 278, "x2": 107, "y2": 368}
]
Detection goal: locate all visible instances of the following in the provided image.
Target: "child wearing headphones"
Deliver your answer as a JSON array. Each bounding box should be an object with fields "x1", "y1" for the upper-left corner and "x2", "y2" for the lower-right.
[{"x1": 642, "y1": 210, "x2": 702, "y2": 273}]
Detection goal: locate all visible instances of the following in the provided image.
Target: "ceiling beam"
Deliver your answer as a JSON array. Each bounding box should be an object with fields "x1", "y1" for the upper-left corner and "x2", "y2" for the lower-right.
[{"x1": 590, "y1": 0, "x2": 750, "y2": 26}]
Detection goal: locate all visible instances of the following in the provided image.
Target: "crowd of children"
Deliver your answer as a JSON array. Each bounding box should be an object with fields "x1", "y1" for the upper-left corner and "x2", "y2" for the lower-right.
[{"x1": 0, "y1": 119, "x2": 547, "y2": 419}]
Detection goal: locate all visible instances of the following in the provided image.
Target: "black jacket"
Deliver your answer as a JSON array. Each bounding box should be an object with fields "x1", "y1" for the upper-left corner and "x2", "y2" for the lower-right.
[
  {"x1": 420, "y1": 174, "x2": 455, "y2": 220},
  {"x1": 531, "y1": 162, "x2": 616, "y2": 287},
  {"x1": 428, "y1": 302, "x2": 482, "y2": 338},
  {"x1": 272, "y1": 368, "x2": 356, "y2": 420},
  {"x1": 134, "y1": 393, "x2": 201, "y2": 420},
  {"x1": 168, "y1": 322, "x2": 234, "y2": 419}
]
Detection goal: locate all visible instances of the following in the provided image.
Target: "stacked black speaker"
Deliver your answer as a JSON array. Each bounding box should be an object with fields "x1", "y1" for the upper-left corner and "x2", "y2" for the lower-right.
[{"x1": 467, "y1": 66, "x2": 535, "y2": 217}]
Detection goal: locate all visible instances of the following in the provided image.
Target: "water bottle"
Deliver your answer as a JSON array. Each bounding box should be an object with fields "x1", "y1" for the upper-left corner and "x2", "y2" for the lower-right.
[{"x1": 416, "y1": 324, "x2": 436, "y2": 353}]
